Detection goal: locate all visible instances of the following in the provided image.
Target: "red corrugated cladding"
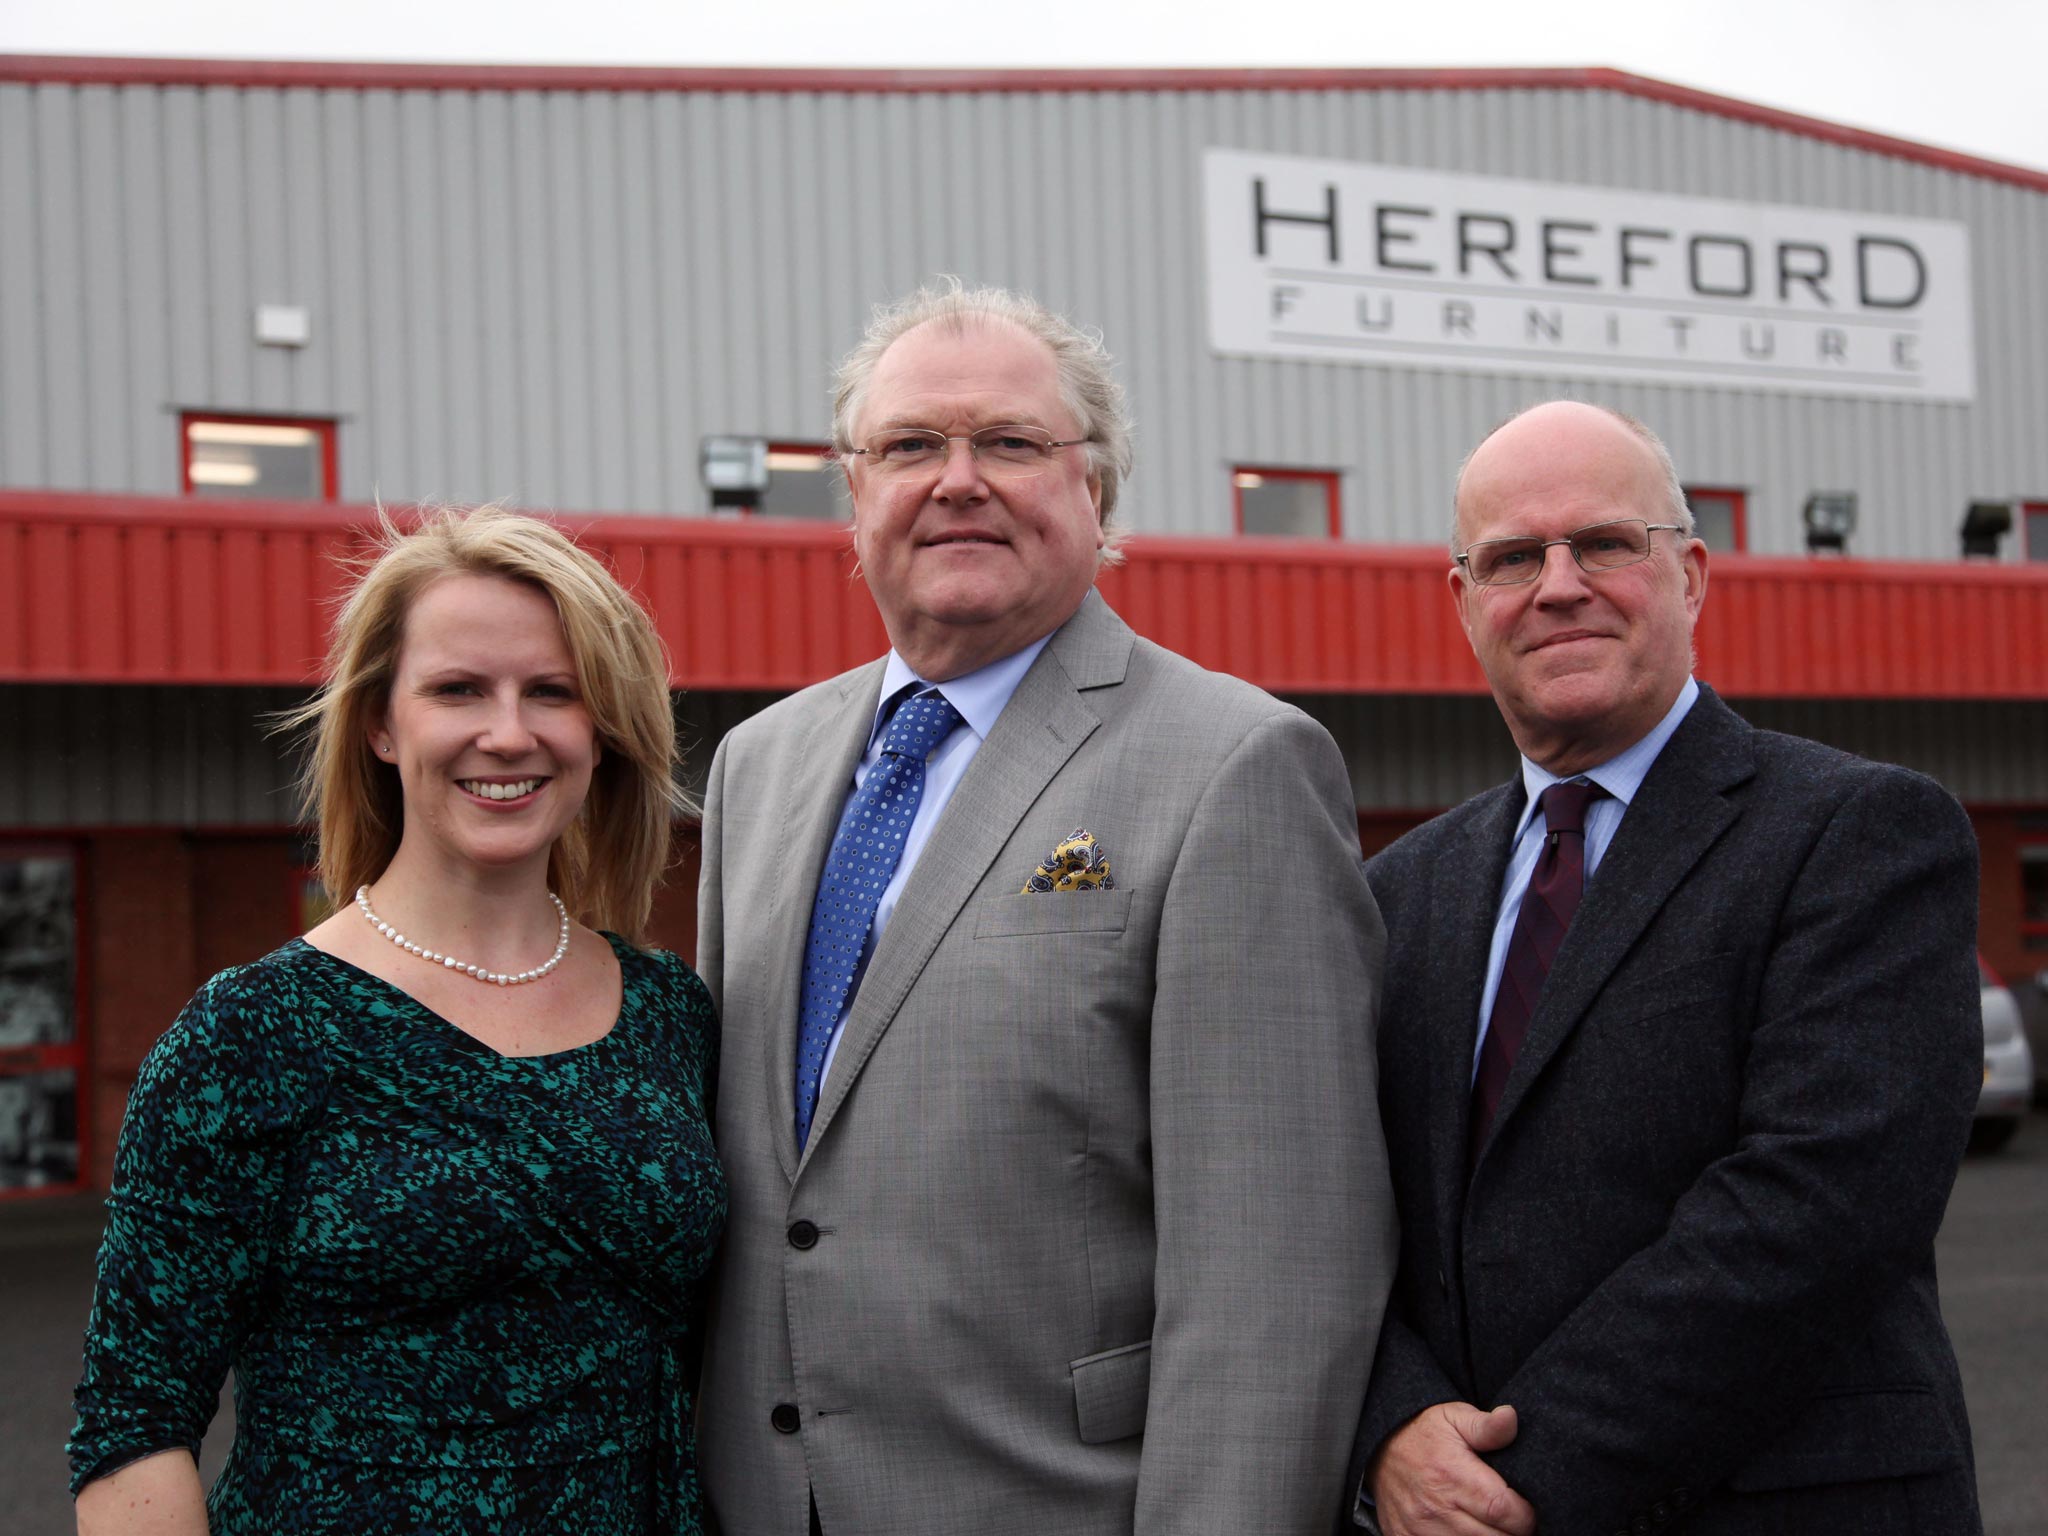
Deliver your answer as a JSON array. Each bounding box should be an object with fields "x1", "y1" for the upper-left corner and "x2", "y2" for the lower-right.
[{"x1": 5, "y1": 491, "x2": 2047, "y2": 700}]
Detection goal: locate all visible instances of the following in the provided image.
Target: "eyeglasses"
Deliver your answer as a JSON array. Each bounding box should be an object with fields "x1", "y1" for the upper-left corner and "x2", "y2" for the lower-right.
[
  {"x1": 1455, "y1": 519, "x2": 1686, "y2": 587},
  {"x1": 849, "y1": 424, "x2": 1087, "y2": 479}
]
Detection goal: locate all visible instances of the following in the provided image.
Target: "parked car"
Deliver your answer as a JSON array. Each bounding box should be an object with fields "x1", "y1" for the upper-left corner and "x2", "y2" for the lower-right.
[
  {"x1": 1975, "y1": 957, "x2": 2033, "y2": 1153},
  {"x1": 2028, "y1": 968, "x2": 2048, "y2": 1103}
]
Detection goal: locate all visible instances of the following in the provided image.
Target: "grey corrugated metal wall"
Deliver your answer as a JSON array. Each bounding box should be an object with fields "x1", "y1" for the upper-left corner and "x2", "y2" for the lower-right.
[
  {"x1": 6, "y1": 684, "x2": 2044, "y2": 828},
  {"x1": 0, "y1": 684, "x2": 781, "y2": 828},
  {"x1": 0, "y1": 684, "x2": 307, "y2": 827},
  {"x1": 1731, "y1": 697, "x2": 2048, "y2": 806},
  {"x1": 1301, "y1": 692, "x2": 2048, "y2": 810},
  {"x1": 3, "y1": 79, "x2": 2045, "y2": 558}
]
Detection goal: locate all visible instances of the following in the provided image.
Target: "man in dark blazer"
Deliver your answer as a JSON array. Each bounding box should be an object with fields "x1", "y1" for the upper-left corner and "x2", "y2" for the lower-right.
[{"x1": 1347, "y1": 401, "x2": 1982, "y2": 1536}]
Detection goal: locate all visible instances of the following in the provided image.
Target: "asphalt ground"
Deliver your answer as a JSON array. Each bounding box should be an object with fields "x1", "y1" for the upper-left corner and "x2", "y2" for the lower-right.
[{"x1": 4, "y1": 1115, "x2": 2045, "y2": 1536}]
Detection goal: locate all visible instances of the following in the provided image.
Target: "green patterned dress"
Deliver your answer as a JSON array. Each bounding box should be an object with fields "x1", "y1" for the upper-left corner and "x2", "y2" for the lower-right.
[{"x1": 70, "y1": 935, "x2": 726, "y2": 1534}]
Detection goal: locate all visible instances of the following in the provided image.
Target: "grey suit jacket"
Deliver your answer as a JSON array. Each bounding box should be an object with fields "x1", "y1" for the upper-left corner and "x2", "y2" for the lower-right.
[
  {"x1": 696, "y1": 591, "x2": 1396, "y2": 1536},
  {"x1": 1350, "y1": 687, "x2": 1981, "y2": 1536}
]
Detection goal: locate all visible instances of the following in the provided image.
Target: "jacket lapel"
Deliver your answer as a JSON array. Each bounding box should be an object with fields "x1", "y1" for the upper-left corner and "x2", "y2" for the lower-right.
[
  {"x1": 1483, "y1": 689, "x2": 1756, "y2": 1149},
  {"x1": 798, "y1": 593, "x2": 1128, "y2": 1171},
  {"x1": 1431, "y1": 783, "x2": 1524, "y2": 1258},
  {"x1": 764, "y1": 660, "x2": 889, "y2": 1183}
]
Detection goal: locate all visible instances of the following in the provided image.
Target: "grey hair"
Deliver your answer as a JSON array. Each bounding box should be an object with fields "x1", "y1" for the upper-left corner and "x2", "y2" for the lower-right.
[
  {"x1": 832, "y1": 277, "x2": 1135, "y2": 564},
  {"x1": 1450, "y1": 401, "x2": 1695, "y2": 554}
]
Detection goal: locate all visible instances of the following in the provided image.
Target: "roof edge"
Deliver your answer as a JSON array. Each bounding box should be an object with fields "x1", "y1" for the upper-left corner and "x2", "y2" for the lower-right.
[{"x1": 1, "y1": 55, "x2": 2043, "y2": 193}]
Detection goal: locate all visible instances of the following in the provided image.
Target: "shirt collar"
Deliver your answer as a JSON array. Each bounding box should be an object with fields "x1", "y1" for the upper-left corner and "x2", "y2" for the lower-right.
[
  {"x1": 869, "y1": 635, "x2": 1054, "y2": 751},
  {"x1": 1511, "y1": 676, "x2": 1701, "y2": 841}
]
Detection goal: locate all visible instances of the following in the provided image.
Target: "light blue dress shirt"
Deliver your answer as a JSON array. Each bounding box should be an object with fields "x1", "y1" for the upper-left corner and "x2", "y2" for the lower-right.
[
  {"x1": 1471, "y1": 677, "x2": 1700, "y2": 1082},
  {"x1": 815, "y1": 636, "x2": 1052, "y2": 1089}
]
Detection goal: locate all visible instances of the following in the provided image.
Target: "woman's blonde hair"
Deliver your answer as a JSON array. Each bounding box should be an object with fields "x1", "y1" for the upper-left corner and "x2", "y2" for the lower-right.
[{"x1": 279, "y1": 505, "x2": 683, "y2": 938}]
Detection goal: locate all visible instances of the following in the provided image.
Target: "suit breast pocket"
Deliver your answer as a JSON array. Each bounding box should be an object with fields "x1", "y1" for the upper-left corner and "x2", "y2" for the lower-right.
[
  {"x1": 947, "y1": 890, "x2": 1142, "y2": 1139},
  {"x1": 974, "y1": 890, "x2": 1133, "y2": 940},
  {"x1": 1596, "y1": 951, "x2": 1737, "y2": 1028},
  {"x1": 1586, "y1": 951, "x2": 1745, "y2": 1176}
]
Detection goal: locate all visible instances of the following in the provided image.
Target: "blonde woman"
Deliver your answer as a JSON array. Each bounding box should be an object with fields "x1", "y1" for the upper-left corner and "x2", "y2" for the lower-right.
[{"x1": 71, "y1": 508, "x2": 724, "y2": 1534}]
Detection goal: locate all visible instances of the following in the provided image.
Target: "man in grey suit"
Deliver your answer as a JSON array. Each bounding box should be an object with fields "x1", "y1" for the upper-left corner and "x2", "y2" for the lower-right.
[
  {"x1": 696, "y1": 281, "x2": 1396, "y2": 1536},
  {"x1": 1347, "y1": 401, "x2": 1982, "y2": 1536}
]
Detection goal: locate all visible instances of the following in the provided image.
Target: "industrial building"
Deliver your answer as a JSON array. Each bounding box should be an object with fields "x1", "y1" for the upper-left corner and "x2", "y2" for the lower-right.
[{"x1": 3, "y1": 54, "x2": 2046, "y2": 1196}]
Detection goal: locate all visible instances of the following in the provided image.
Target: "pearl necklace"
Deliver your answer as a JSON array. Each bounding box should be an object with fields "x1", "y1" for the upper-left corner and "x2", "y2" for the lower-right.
[{"x1": 355, "y1": 885, "x2": 571, "y2": 986}]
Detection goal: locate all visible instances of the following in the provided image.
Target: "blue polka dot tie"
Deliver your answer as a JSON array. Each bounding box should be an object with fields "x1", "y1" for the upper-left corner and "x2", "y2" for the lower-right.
[{"x1": 795, "y1": 687, "x2": 963, "y2": 1148}]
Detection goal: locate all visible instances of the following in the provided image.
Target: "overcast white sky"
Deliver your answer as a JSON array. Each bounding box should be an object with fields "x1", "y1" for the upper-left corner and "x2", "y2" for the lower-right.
[{"x1": 4, "y1": 0, "x2": 2043, "y2": 174}]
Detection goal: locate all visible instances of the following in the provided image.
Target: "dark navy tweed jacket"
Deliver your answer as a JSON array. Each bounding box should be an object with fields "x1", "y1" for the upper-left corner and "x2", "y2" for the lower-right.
[{"x1": 1350, "y1": 685, "x2": 1982, "y2": 1536}]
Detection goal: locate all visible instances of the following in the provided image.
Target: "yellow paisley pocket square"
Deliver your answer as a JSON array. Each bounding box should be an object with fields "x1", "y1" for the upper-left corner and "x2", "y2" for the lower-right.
[{"x1": 1022, "y1": 828, "x2": 1115, "y2": 893}]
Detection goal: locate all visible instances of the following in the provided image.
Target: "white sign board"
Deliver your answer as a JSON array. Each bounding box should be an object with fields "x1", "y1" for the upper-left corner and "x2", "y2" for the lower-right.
[{"x1": 1205, "y1": 149, "x2": 1975, "y2": 401}]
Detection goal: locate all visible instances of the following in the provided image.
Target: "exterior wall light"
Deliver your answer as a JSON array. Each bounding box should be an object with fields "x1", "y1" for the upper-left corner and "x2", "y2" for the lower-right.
[
  {"x1": 701, "y1": 435, "x2": 770, "y2": 513},
  {"x1": 1802, "y1": 492, "x2": 1858, "y2": 554},
  {"x1": 1961, "y1": 501, "x2": 2013, "y2": 559}
]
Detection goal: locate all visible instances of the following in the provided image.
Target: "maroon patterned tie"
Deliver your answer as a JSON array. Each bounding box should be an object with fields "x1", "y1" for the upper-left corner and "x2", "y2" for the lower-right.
[{"x1": 1470, "y1": 779, "x2": 1605, "y2": 1167}]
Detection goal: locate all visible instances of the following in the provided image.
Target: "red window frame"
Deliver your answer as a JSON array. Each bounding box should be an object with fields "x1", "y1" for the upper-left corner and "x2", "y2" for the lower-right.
[
  {"x1": 1682, "y1": 486, "x2": 1749, "y2": 552},
  {"x1": 2020, "y1": 502, "x2": 2048, "y2": 562},
  {"x1": 0, "y1": 837, "x2": 92, "y2": 1200},
  {"x1": 1233, "y1": 466, "x2": 1342, "y2": 538},
  {"x1": 765, "y1": 441, "x2": 839, "y2": 519},
  {"x1": 181, "y1": 411, "x2": 340, "y2": 500}
]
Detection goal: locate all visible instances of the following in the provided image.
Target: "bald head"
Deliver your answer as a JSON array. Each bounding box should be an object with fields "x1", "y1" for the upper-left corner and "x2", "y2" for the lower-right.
[
  {"x1": 1447, "y1": 400, "x2": 1708, "y2": 777},
  {"x1": 1453, "y1": 402, "x2": 1691, "y2": 553}
]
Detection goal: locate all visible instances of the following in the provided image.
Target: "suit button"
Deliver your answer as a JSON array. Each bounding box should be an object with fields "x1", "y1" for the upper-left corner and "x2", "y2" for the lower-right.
[
  {"x1": 1650, "y1": 1502, "x2": 1670, "y2": 1524},
  {"x1": 788, "y1": 1219, "x2": 820, "y2": 1250},
  {"x1": 1631, "y1": 1516, "x2": 1652, "y2": 1535},
  {"x1": 1671, "y1": 1488, "x2": 1693, "y2": 1510},
  {"x1": 770, "y1": 1403, "x2": 801, "y2": 1434}
]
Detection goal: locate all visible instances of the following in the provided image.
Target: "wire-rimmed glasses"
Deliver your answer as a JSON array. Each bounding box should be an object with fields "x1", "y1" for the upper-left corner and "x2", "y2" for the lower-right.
[
  {"x1": 1455, "y1": 519, "x2": 1686, "y2": 587},
  {"x1": 848, "y1": 424, "x2": 1088, "y2": 480}
]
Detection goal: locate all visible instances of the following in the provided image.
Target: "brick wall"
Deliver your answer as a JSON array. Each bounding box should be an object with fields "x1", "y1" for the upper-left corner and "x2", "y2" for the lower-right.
[
  {"x1": 84, "y1": 834, "x2": 197, "y2": 1185},
  {"x1": 1972, "y1": 809, "x2": 2035, "y2": 984}
]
